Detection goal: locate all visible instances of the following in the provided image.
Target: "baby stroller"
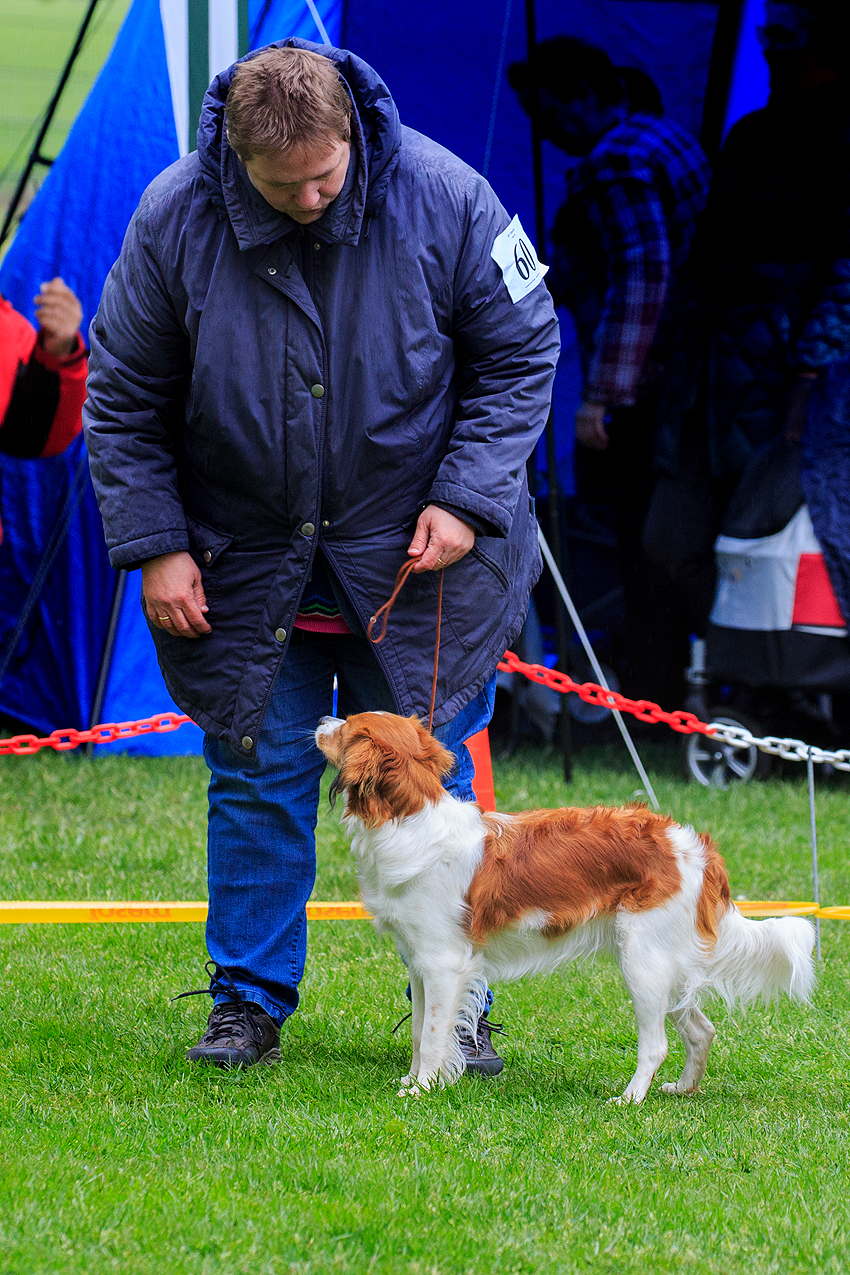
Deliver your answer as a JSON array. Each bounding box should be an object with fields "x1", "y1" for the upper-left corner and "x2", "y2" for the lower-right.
[{"x1": 683, "y1": 437, "x2": 850, "y2": 785}]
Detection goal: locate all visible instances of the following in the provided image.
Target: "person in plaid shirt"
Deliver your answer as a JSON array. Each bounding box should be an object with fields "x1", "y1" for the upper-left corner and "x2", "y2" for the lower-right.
[{"x1": 510, "y1": 37, "x2": 710, "y2": 707}]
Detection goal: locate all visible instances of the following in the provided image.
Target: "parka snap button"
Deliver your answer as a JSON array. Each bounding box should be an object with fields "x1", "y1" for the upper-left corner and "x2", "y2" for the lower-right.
[
  {"x1": 274, "y1": 628, "x2": 287, "y2": 643},
  {"x1": 321, "y1": 519, "x2": 330, "y2": 528},
  {"x1": 203, "y1": 550, "x2": 212, "y2": 563},
  {"x1": 311, "y1": 383, "x2": 325, "y2": 398},
  {"x1": 241, "y1": 736, "x2": 254, "y2": 750},
  {"x1": 301, "y1": 522, "x2": 315, "y2": 536},
  {"x1": 267, "y1": 267, "x2": 277, "y2": 275},
  {"x1": 313, "y1": 242, "x2": 321, "y2": 251}
]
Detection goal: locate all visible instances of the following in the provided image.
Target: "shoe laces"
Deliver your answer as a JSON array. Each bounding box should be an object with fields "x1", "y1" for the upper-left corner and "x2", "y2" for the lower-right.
[
  {"x1": 172, "y1": 960, "x2": 264, "y2": 1046},
  {"x1": 459, "y1": 1017, "x2": 507, "y2": 1056},
  {"x1": 392, "y1": 1009, "x2": 507, "y2": 1050}
]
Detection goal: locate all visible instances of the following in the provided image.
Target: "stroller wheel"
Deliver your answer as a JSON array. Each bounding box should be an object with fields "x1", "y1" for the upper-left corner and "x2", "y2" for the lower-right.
[{"x1": 682, "y1": 709, "x2": 773, "y2": 787}]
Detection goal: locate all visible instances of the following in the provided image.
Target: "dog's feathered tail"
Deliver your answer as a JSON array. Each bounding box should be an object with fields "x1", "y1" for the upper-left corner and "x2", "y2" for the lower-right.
[{"x1": 682, "y1": 904, "x2": 815, "y2": 1011}]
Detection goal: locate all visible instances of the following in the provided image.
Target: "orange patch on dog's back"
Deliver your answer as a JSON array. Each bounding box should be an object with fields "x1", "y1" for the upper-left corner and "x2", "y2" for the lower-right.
[{"x1": 467, "y1": 805, "x2": 682, "y2": 943}]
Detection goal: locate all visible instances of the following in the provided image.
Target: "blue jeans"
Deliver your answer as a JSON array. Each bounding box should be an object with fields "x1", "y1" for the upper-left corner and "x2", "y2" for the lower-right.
[{"x1": 203, "y1": 627, "x2": 496, "y2": 1023}]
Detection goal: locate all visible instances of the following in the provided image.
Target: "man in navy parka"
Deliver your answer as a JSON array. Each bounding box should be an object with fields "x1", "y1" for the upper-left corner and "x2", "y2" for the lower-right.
[{"x1": 84, "y1": 42, "x2": 559, "y2": 1068}]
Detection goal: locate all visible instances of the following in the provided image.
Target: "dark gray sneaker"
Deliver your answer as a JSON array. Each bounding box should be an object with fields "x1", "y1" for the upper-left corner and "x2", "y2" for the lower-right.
[
  {"x1": 175, "y1": 961, "x2": 281, "y2": 1068},
  {"x1": 187, "y1": 1000, "x2": 280, "y2": 1068},
  {"x1": 457, "y1": 1017, "x2": 505, "y2": 1077}
]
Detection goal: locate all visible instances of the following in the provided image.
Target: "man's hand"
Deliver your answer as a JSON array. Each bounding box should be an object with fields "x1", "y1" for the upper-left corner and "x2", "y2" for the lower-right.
[
  {"x1": 34, "y1": 278, "x2": 83, "y2": 358},
  {"x1": 575, "y1": 400, "x2": 609, "y2": 450},
  {"x1": 407, "y1": 505, "x2": 475, "y2": 573},
  {"x1": 142, "y1": 551, "x2": 211, "y2": 638}
]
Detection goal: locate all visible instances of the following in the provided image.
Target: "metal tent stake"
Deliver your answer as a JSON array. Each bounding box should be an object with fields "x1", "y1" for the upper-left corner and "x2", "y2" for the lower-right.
[
  {"x1": 537, "y1": 526, "x2": 659, "y2": 811},
  {"x1": 807, "y1": 748, "x2": 822, "y2": 960}
]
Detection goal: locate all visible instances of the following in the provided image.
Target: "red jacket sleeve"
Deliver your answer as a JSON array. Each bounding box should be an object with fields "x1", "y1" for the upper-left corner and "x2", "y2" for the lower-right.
[
  {"x1": 30, "y1": 332, "x2": 88, "y2": 456},
  {"x1": 0, "y1": 327, "x2": 87, "y2": 458}
]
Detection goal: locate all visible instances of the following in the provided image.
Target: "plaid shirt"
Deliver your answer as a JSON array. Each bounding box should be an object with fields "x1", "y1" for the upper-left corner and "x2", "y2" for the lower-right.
[{"x1": 552, "y1": 114, "x2": 710, "y2": 407}]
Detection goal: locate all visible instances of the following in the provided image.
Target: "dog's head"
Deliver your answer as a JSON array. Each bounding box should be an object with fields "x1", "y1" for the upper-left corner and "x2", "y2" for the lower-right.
[{"x1": 315, "y1": 712, "x2": 454, "y2": 827}]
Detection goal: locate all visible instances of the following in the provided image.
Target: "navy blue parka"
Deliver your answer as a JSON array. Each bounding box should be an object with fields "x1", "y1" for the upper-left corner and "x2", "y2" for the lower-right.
[{"x1": 83, "y1": 41, "x2": 560, "y2": 757}]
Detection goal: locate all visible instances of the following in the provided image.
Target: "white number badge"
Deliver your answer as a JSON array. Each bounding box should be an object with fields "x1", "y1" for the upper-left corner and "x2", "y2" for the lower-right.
[{"x1": 490, "y1": 215, "x2": 549, "y2": 303}]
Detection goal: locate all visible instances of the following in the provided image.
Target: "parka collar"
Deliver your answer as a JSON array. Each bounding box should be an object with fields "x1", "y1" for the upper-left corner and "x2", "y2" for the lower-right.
[{"x1": 197, "y1": 38, "x2": 402, "y2": 251}]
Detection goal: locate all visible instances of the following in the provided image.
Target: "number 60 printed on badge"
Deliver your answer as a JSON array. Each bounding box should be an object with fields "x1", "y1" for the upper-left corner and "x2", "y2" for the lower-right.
[{"x1": 490, "y1": 215, "x2": 549, "y2": 304}]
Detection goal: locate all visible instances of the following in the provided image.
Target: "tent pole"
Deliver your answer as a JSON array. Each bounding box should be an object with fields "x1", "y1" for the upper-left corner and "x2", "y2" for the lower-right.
[
  {"x1": 700, "y1": 0, "x2": 746, "y2": 159},
  {"x1": 543, "y1": 404, "x2": 572, "y2": 784},
  {"x1": 807, "y1": 749, "x2": 822, "y2": 960},
  {"x1": 538, "y1": 527, "x2": 659, "y2": 810},
  {"x1": 524, "y1": 0, "x2": 572, "y2": 781},
  {"x1": 85, "y1": 569, "x2": 127, "y2": 757},
  {"x1": 0, "y1": 0, "x2": 102, "y2": 248},
  {"x1": 0, "y1": 452, "x2": 90, "y2": 693},
  {"x1": 238, "y1": 0, "x2": 249, "y2": 56},
  {"x1": 250, "y1": 0, "x2": 275, "y2": 47},
  {"x1": 523, "y1": 0, "x2": 546, "y2": 256}
]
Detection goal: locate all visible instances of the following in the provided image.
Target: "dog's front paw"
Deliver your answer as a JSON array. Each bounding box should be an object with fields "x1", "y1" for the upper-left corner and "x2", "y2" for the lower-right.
[
  {"x1": 607, "y1": 1092, "x2": 643, "y2": 1106},
  {"x1": 661, "y1": 1081, "x2": 695, "y2": 1096},
  {"x1": 398, "y1": 1081, "x2": 427, "y2": 1098}
]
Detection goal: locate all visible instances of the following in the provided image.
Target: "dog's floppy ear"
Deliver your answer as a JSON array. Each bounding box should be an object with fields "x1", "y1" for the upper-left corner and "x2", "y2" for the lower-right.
[
  {"x1": 337, "y1": 734, "x2": 393, "y2": 827},
  {"x1": 339, "y1": 715, "x2": 453, "y2": 826},
  {"x1": 407, "y1": 715, "x2": 455, "y2": 777}
]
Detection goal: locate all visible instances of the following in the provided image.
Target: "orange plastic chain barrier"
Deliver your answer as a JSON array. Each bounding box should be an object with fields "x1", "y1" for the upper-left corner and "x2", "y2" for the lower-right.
[
  {"x1": 0, "y1": 651, "x2": 716, "y2": 757},
  {"x1": 0, "y1": 711, "x2": 192, "y2": 755},
  {"x1": 496, "y1": 650, "x2": 714, "y2": 736}
]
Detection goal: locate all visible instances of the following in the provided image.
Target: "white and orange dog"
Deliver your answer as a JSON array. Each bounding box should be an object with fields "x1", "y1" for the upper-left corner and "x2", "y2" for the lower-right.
[{"x1": 315, "y1": 712, "x2": 815, "y2": 1101}]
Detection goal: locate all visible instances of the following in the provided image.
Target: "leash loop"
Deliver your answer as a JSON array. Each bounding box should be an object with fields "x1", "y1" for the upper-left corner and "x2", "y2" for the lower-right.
[{"x1": 368, "y1": 555, "x2": 445, "y2": 733}]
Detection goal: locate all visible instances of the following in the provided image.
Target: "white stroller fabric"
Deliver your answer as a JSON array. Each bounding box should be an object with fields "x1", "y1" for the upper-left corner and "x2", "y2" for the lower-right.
[{"x1": 712, "y1": 506, "x2": 846, "y2": 636}]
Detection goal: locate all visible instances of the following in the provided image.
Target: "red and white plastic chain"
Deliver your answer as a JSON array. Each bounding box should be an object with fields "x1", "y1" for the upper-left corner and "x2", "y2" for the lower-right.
[
  {"x1": 497, "y1": 651, "x2": 850, "y2": 771},
  {"x1": 1, "y1": 654, "x2": 849, "y2": 770}
]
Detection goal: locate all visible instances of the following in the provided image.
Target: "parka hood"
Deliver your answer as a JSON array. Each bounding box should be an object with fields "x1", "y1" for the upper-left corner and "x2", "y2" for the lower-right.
[{"x1": 197, "y1": 38, "x2": 402, "y2": 249}]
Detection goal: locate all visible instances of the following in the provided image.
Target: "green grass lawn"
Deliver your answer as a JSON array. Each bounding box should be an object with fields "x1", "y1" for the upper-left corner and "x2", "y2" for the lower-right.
[{"x1": 0, "y1": 740, "x2": 849, "y2": 1274}]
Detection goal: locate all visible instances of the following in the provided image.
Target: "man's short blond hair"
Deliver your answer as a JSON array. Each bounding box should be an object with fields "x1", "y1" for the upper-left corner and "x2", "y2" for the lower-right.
[{"x1": 226, "y1": 48, "x2": 351, "y2": 159}]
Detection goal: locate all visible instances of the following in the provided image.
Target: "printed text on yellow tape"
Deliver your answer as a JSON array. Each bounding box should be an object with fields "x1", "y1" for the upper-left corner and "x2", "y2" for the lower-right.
[{"x1": 0, "y1": 900, "x2": 372, "y2": 924}]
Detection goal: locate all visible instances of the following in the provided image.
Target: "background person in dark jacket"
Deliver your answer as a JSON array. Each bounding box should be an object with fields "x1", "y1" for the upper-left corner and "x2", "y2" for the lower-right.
[
  {"x1": 84, "y1": 43, "x2": 559, "y2": 1070},
  {"x1": 648, "y1": 0, "x2": 850, "y2": 641},
  {"x1": 509, "y1": 38, "x2": 711, "y2": 709}
]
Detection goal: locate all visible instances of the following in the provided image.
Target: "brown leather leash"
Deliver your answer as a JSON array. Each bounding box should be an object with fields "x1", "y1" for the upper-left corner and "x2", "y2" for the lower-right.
[{"x1": 367, "y1": 556, "x2": 444, "y2": 733}]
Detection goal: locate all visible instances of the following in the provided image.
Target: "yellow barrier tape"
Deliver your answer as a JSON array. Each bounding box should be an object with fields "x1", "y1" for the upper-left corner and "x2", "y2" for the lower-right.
[
  {"x1": 734, "y1": 901, "x2": 820, "y2": 917},
  {"x1": 0, "y1": 900, "x2": 372, "y2": 924},
  {"x1": 0, "y1": 900, "x2": 844, "y2": 924},
  {"x1": 812, "y1": 906, "x2": 850, "y2": 921}
]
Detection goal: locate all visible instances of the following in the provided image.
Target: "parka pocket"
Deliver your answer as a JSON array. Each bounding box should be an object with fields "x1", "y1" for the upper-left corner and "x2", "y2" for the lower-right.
[
  {"x1": 469, "y1": 543, "x2": 510, "y2": 591},
  {"x1": 184, "y1": 514, "x2": 235, "y2": 611},
  {"x1": 185, "y1": 514, "x2": 234, "y2": 563},
  {"x1": 439, "y1": 540, "x2": 511, "y2": 653}
]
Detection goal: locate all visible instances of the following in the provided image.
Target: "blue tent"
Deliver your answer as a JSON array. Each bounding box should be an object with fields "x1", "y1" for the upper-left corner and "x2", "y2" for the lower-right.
[
  {"x1": 0, "y1": 0, "x2": 341, "y2": 753},
  {"x1": 0, "y1": 0, "x2": 769, "y2": 753}
]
